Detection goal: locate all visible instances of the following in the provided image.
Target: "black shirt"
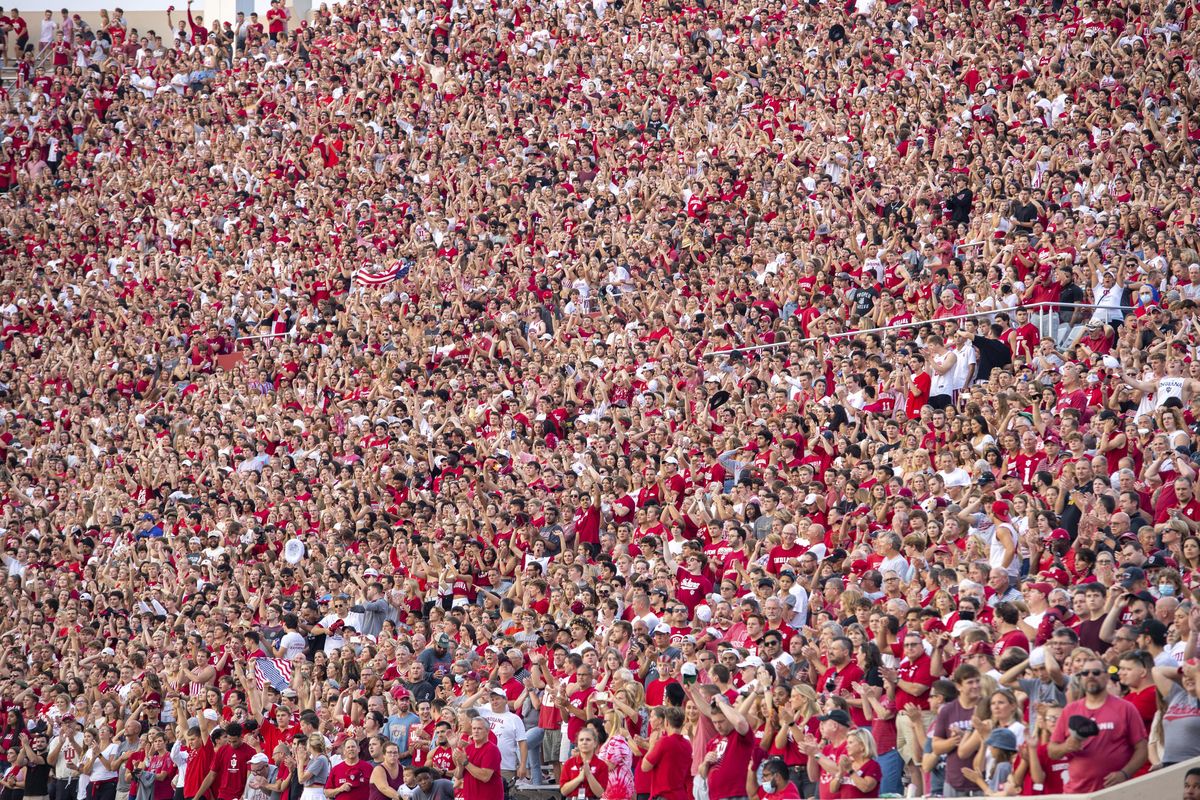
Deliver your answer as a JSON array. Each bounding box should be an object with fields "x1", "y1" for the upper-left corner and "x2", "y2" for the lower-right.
[
  {"x1": 946, "y1": 188, "x2": 973, "y2": 224},
  {"x1": 971, "y1": 335, "x2": 1013, "y2": 383}
]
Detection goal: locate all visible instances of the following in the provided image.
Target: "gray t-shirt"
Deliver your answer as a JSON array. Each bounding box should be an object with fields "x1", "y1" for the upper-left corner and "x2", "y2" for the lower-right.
[
  {"x1": 114, "y1": 739, "x2": 140, "y2": 793},
  {"x1": 304, "y1": 755, "x2": 331, "y2": 787},
  {"x1": 1161, "y1": 684, "x2": 1200, "y2": 765},
  {"x1": 410, "y1": 778, "x2": 454, "y2": 800},
  {"x1": 1016, "y1": 676, "x2": 1066, "y2": 708},
  {"x1": 987, "y1": 761, "x2": 1013, "y2": 793}
]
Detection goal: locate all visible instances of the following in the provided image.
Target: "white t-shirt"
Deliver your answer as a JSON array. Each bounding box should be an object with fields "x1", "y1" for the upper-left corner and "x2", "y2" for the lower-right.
[
  {"x1": 318, "y1": 614, "x2": 348, "y2": 652},
  {"x1": 475, "y1": 708, "x2": 527, "y2": 771},
  {"x1": 879, "y1": 554, "x2": 909, "y2": 576},
  {"x1": 89, "y1": 743, "x2": 120, "y2": 781},
  {"x1": 938, "y1": 468, "x2": 971, "y2": 489},
  {"x1": 280, "y1": 631, "x2": 307, "y2": 660}
]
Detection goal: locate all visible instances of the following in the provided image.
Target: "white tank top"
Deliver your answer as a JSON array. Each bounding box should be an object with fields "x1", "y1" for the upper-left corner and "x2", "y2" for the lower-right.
[
  {"x1": 931, "y1": 352, "x2": 955, "y2": 395},
  {"x1": 1157, "y1": 376, "x2": 1185, "y2": 408},
  {"x1": 989, "y1": 523, "x2": 1020, "y2": 577}
]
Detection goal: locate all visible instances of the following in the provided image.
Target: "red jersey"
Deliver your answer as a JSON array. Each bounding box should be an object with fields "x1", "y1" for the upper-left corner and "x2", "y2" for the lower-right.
[{"x1": 210, "y1": 742, "x2": 258, "y2": 800}]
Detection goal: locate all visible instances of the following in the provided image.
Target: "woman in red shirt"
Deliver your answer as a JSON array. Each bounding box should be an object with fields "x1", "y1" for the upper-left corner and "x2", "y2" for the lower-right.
[
  {"x1": 828, "y1": 730, "x2": 880, "y2": 799},
  {"x1": 559, "y1": 729, "x2": 608, "y2": 800},
  {"x1": 145, "y1": 730, "x2": 179, "y2": 800}
]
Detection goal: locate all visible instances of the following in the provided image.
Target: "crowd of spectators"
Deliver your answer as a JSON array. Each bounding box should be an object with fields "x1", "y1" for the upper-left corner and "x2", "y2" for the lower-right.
[{"x1": 1, "y1": 0, "x2": 1200, "y2": 795}]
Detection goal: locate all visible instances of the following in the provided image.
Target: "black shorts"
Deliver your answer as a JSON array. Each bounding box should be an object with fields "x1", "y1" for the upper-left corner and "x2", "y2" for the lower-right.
[{"x1": 927, "y1": 394, "x2": 953, "y2": 410}]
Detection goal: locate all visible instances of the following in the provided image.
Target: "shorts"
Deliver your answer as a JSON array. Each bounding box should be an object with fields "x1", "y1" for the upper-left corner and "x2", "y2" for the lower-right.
[
  {"x1": 541, "y1": 728, "x2": 562, "y2": 763},
  {"x1": 927, "y1": 394, "x2": 953, "y2": 410},
  {"x1": 896, "y1": 709, "x2": 933, "y2": 764}
]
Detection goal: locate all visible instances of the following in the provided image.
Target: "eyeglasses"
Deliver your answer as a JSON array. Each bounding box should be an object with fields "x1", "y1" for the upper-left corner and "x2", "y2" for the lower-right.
[{"x1": 1077, "y1": 669, "x2": 1106, "y2": 677}]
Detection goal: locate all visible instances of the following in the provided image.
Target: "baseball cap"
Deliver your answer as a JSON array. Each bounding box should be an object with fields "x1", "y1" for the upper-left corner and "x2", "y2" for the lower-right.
[
  {"x1": 818, "y1": 709, "x2": 852, "y2": 727},
  {"x1": 1120, "y1": 566, "x2": 1146, "y2": 587},
  {"x1": 1144, "y1": 553, "x2": 1177, "y2": 570},
  {"x1": 966, "y1": 641, "x2": 992, "y2": 656},
  {"x1": 737, "y1": 655, "x2": 765, "y2": 669},
  {"x1": 1125, "y1": 589, "x2": 1156, "y2": 604},
  {"x1": 250, "y1": 754, "x2": 270, "y2": 765},
  {"x1": 490, "y1": 687, "x2": 508, "y2": 698},
  {"x1": 1025, "y1": 582, "x2": 1053, "y2": 595},
  {"x1": 1137, "y1": 619, "x2": 1169, "y2": 643},
  {"x1": 1040, "y1": 567, "x2": 1070, "y2": 585}
]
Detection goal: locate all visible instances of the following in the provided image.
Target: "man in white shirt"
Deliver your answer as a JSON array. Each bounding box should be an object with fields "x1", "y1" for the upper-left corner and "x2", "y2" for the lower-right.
[
  {"x1": 278, "y1": 614, "x2": 307, "y2": 660},
  {"x1": 474, "y1": 688, "x2": 528, "y2": 782},
  {"x1": 47, "y1": 716, "x2": 84, "y2": 799},
  {"x1": 314, "y1": 594, "x2": 356, "y2": 653}
]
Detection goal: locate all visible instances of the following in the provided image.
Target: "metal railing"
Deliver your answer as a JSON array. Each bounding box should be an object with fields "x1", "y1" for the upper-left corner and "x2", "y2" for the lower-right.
[{"x1": 700, "y1": 301, "x2": 1137, "y2": 360}]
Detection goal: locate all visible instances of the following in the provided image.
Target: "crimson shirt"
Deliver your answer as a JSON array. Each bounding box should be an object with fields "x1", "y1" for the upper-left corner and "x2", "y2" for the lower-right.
[
  {"x1": 210, "y1": 742, "x2": 258, "y2": 800},
  {"x1": 327, "y1": 759, "x2": 373, "y2": 800},
  {"x1": 559, "y1": 754, "x2": 608, "y2": 799},
  {"x1": 894, "y1": 653, "x2": 933, "y2": 711},
  {"x1": 463, "y1": 740, "x2": 503, "y2": 800},
  {"x1": 704, "y1": 729, "x2": 755, "y2": 800},
  {"x1": 645, "y1": 733, "x2": 692, "y2": 800}
]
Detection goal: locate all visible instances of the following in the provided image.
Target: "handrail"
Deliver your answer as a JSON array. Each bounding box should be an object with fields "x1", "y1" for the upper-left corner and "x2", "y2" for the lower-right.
[
  {"x1": 700, "y1": 301, "x2": 1138, "y2": 360},
  {"x1": 236, "y1": 329, "x2": 298, "y2": 343}
]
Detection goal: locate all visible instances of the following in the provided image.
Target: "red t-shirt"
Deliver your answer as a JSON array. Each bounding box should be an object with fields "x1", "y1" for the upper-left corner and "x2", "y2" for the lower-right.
[
  {"x1": 761, "y1": 785, "x2": 800, "y2": 800},
  {"x1": 837, "y1": 759, "x2": 881, "y2": 799},
  {"x1": 327, "y1": 759, "x2": 373, "y2": 800},
  {"x1": 767, "y1": 544, "x2": 806, "y2": 574},
  {"x1": 566, "y1": 687, "x2": 594, "y2": 740},
  {"x1": 817, "y1": 741, "x2": 847, "y2": 800},
  {"x1": 994, "y1": 629, "x2": 1030, "y2": 657},
  {"x1": 559, "y1": 754, "x2": 609, "y2": 799},
  {"x1": 704, "y1": 729, "x2": 756, "y2": 800},
  {"x1": 1020, "y1": 743, "x2": 1067, "y2": 795},
  {"x1": 675, "y1": 567, "x2": 713, "y2": 610},
  {"x1": 184, "y1": 740, "x2": 216, "y2": 797},
  {"x1": 646, "y1": 733, "x2": 693, "y2": 800},
  {"x1": 1050, "y1": 694, "x2": 1146, "y2": 793},
  {"x1": 818, "y1": 663, "x2": 867, "y2": 726},
  {"x1": 464, "y1": 741, "x2": 503, "y2": 800},
  {"x1": 894, "y1": 654, "x2": 933, "y2": 711},
  {"x1": 211, "y1": 742, "x2": 258, "y2": 800},
  {"x1": 266, "y1": 7, "x2": 286, "y2": 33},
  {"x1": 1122, "y1": 685, "x2": 1156, "y2": 732}
]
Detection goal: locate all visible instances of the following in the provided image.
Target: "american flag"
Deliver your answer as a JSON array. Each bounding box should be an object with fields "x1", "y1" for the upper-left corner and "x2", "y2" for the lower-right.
[
  {"x1": 354, "y1": 260, "x2": 411, "y2": 288},
  {"x1": 252, "y1": 657, "x2": 294, "y2": 691}
]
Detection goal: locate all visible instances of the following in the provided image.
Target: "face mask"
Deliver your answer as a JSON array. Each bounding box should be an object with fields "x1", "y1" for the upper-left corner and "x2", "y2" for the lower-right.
[
  {"x1": 1159, "y1": 584, "x2": 1176, "y2": 596},
  {"x1": 759, "y1": 780, "x2": 775, "y2": 794}
]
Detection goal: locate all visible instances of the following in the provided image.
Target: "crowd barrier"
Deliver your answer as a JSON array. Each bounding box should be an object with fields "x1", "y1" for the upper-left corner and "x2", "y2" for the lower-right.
[{"x1": 701, "y1": 301, "x2": 1138, "y2": 360}]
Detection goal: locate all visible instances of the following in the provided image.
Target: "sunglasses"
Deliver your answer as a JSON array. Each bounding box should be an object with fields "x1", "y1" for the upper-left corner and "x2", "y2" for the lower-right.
[{"x1": 1077, "y1": 669, "x2": 1106, "y2": 677}]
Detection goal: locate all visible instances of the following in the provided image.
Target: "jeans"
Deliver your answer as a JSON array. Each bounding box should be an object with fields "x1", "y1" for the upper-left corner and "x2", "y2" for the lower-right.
[
  {"x1": 525, "y1": 725, "x2": 545, "y2": 781},
  {"x1": 876, "y1": 749, "x2": 903, "y2": 796}
]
